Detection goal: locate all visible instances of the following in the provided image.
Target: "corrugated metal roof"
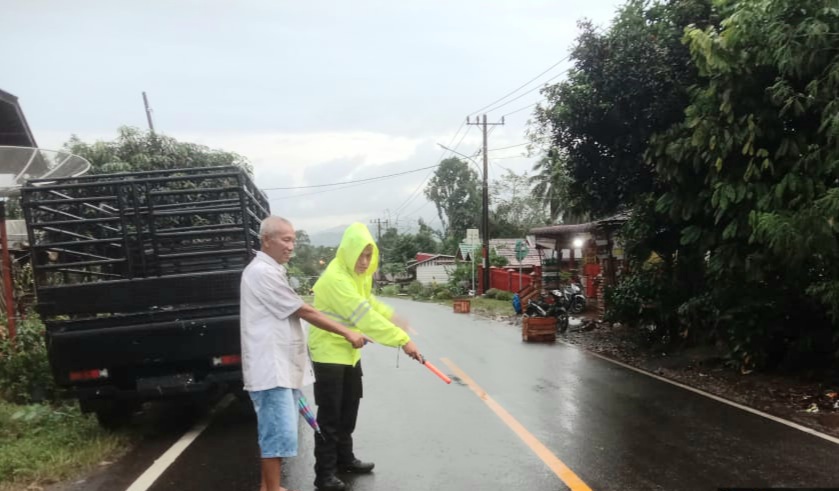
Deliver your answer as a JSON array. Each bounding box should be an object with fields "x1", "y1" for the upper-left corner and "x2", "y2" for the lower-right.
[
  {"x1": 0, "y1": 89, "x2": 37, "y2": 148},
  {"x1": 530, "y1": 222, "x2": 596, "y2": 236},
  {"x1": 529, "y1": 212, "x2": 630, "y2": 238},
  {"x1": 490, "y1": 238, "x2": 541, "y2": 268},
  {"x1": 405, "y1": 254, "x2": 456, "y2": 270}
]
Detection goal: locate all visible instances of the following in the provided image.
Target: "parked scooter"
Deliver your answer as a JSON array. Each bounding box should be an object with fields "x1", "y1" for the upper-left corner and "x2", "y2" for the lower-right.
[
  {"x1": 564, "y1": 282, "x2": 587, "y2": 314},
  {"x1": 524, "y1": 291, "x2": 570, "y2": 333}
]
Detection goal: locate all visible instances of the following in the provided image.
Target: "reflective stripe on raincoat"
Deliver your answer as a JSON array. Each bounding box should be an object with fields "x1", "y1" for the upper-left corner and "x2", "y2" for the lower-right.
[{"x1": 309, "y1": 222, "x2": 410, "y2": 366}]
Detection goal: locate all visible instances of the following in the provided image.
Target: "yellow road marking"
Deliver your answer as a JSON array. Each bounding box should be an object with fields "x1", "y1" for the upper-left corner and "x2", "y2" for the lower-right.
[{"x1": 441, "y1": 358, "x2": 594, "y2": 491}]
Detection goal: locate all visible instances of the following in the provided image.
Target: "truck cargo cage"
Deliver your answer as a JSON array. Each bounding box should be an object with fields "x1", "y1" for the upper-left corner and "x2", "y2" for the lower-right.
[{"x1": 21, "y1": 166, "x2": 270, "y2": 318}]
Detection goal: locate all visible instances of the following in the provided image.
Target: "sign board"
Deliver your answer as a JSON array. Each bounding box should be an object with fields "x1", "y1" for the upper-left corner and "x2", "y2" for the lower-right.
[
  {"x1": 459, "y1": 242, "x2": 478, "y2": 259},
  {"x1": 515, "y1": 239, "x2": 529, "y2": 263},
  {"x1": 465, "y1": 228, "x2": 480, "y2": 245}
]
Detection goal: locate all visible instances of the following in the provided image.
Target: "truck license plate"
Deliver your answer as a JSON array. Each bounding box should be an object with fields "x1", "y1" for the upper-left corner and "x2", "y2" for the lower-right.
[{"x1": 137, "y1": 373, "x2": 195, "y2": 391}]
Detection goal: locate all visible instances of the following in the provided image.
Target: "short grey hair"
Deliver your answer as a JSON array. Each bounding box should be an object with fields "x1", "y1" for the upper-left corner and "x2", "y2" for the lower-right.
[{"x1": 259, "y1": 216, "x2": 293, "y2": 240}]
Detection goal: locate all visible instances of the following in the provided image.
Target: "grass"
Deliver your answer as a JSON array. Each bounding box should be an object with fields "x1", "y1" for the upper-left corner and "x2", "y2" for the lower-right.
[
  {"x1": 443, "y1": 297, "x2": 517, "y2": 318},
  {"x1": 379, "y1": 293, "x2": 516, "y2": 319},
  {"x1": 0, "y1": 401, "x2": 130, "y2": 490}
]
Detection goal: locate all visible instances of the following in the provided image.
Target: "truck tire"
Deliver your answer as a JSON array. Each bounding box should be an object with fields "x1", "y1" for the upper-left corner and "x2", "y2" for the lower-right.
[{"x1": 95, "y1": 401, "x2": 136, "y2": 429}]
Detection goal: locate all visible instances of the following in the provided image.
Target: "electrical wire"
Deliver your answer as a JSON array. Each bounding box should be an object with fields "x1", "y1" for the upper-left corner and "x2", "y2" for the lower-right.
[
  {"x1": 468, "y1": 54, "x2": 571, "y2": 116},
  {"x1": 488, "y1": 142, "x2": 529, "y2": 152},
  {"x1": 262, "y1": 163, "x2": 444, "y2": 190}
]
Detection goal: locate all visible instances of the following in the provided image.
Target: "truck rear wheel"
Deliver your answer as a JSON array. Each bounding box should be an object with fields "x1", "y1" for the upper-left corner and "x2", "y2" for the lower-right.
[{"x1": 94, "y1": 401, "x2": 137, "y2": 429}]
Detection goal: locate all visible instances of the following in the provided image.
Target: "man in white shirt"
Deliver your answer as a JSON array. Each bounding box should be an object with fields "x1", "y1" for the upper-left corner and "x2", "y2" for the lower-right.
[{"x1": 241, "y1": 216, "x2": 364, "y2": 491}]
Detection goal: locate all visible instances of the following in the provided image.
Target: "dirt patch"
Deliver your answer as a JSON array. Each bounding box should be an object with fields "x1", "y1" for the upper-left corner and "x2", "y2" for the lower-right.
[{"x1": 501, "y1": 313, "x2": 839, "y2": 439}]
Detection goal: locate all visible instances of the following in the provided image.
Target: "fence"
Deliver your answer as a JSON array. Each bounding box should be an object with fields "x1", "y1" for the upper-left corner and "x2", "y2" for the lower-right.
[{"x1": 477, "y1": 266, "x2": 535, "y2": 294}]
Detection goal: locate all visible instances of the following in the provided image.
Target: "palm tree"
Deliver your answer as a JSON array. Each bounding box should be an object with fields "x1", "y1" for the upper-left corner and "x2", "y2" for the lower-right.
[{"x1": 531, "y1": 148, "x2": 574, "y2": 223}]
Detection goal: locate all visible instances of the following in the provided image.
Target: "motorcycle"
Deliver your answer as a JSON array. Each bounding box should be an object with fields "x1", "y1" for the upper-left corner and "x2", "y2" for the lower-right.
[
  {"x1": 564, "y1": 282, "x2": 587, "y2": 314},
  {"x1": 524, "y1": 291, "x2": 570, "y2": 333}
]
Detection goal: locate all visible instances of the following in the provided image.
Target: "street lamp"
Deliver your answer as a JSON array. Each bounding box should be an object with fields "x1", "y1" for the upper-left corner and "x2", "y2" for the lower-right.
[
  {"x1": 573, "y1": 237, "x2": 584, "y2": 249},
  {"x1": 438, "y1": 142, "x2": 490, "y2": 295},
  {"x1": 436, "y1": 143, "x2": 483, "y2": 176}
]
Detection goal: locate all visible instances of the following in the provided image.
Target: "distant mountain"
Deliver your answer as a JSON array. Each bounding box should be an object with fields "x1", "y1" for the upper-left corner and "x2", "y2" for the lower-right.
[
  {"x1": 307, "y1": 219, "x2": 425, "y2": 247},
  {"x1": 308, "y1": 224, "x2": 349, "y2": 247}
]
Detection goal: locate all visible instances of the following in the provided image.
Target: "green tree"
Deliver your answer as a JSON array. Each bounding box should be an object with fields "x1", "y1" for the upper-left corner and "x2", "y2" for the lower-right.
[
  {"x1": 650, "y1": 0, "x2": 839, "y2": 367},
  {"x1": 2, "y1": 127, "x2": 254, "y2": 220},
  {"x1": 528, "y1": 0, "x2": 715, "y2": 351},
  {"x1": 531, "y1": 149, "x2": 574, "y2": 223},
  {"x1": 490, "y1": 169, "x2": 552, "y2": 237},
  {"x1": 64, "y1": 126, "x2": 252, "y2": 175},
  {"x1": 529, "y1": 0, "x2": 714, "y2": 217},
  {"x1": 424, "y1": 157, "x2": 481, "y2": 243},
  {"x1": 376, "y1": 220, "x2": 440, "y2": 265}
]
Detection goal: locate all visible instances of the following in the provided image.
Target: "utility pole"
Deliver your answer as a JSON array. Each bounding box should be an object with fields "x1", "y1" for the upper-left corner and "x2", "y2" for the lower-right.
[
  {"x1": 467, "y1": 114, "x2": 504, "y2": 294},
  {"x1": 369, "y1": 218, "x2": 390, "y2": 279},
  {"x1": 142, "y1": 91, "x2": 155, "y2": 133}
]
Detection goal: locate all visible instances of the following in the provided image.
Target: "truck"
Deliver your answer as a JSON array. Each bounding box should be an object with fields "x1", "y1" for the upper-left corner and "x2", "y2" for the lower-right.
[{"x1": 21, "y1": 165, "x2": 269, "y2": 426}]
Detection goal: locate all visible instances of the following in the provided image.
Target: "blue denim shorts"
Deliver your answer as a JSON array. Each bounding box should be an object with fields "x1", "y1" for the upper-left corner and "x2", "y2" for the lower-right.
[{"x1": 249, "y1": 387, "x2": 298, "y2": 458}]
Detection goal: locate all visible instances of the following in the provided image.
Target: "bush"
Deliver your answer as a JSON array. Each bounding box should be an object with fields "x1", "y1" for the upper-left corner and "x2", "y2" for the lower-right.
[
  {"x1": 494, "y1": 290, "x2": 514, "y2": 302},
  {"x1": 434, "y1": 289, "x2": 453, "y2": 300},
  {"x1": 407, "y1": 281, "x2": 424, "y2": 296},
  {"x1": 0, "y1": 315, "x2": 57, "y2": 404},
  {"x1": 418, "y1": 285, "x2": 435, "y2": 300},
  {"x1": 380, "y1": 285, "x2": 400, "y2": 296},
  {"x1": 603, "y1": 266, "x2": 663, "y2": 328},
  {"x1": 676, "y1": 292, "x2": 720, "y2": 345},
  {"x1": 484, "y1": 288, "x2": 503, "y2": 299},
  {"x1": 447, "y1": 262, "x2": 473, "y2": 296}
]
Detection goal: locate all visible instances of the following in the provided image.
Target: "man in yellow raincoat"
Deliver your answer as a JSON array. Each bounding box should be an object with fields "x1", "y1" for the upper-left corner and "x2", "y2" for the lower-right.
[{"x1": 308, "y1": 222, "x2": 421, "y2": 491}]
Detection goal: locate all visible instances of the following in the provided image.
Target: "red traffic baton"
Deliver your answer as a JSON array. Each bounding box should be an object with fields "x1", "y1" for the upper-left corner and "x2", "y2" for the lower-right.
[{"x1": 418, "y1": 355, "x2": 451, "y2": 384}]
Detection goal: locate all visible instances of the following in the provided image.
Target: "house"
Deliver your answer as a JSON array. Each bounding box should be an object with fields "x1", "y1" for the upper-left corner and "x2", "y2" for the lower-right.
[
  {"x1": 405, "y1": 254, "x2": 456, "y2": 286},
  {"x1": 0, "y1": 89, "x2": 38, "y2": 147},
  {"x1": 490, "y1": 238, "x2": 541, "y2": 271}
]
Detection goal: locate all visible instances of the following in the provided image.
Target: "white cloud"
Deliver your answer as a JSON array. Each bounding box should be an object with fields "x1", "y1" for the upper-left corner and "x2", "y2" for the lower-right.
[{"x1": 174, "y1": 131, "x2": 425, "y2": 185}]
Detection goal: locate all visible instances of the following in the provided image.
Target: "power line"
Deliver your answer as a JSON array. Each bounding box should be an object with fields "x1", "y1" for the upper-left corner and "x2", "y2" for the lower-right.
[
  {"x1": 392, "y1": 123, "x2": 466, "y2": 215},
  {"x1": 483, "y1": 69, "x2": 568, "y2": 114},
  {"x1": 393, "y1": 124, "x2": 474, "y2": 216},
  {"x1": 469, "y1": 55, "x2": 571, "y2": 116},
  {"x1": 488, "y1": 142, "x2": 529, "y2": 152},
  {"x1": 269, "y1": 180, "x2": 378, "y2": 201},
  {"x1": 262, "y1": 163, "x2": 442, "y2": 190},
  {"x1": 502, "y1": 102, "x2": 539, "y2": 118},
  {"x1": 403, "y1": 198, "x2": 433, "y2": 218}
]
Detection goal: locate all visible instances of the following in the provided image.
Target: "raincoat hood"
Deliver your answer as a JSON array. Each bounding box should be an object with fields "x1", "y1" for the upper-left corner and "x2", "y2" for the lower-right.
[{"x1": 329, "y1": 222, "x2": 379, "y2": 280}]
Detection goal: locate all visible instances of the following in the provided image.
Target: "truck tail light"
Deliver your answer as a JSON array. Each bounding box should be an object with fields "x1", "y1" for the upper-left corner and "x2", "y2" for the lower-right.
[
  {"x1": 212, "y1": 354, "x2": 241, "y2": 367},
  {"x1": 69, "y1": 368, "x2": 109, "y2": 381}
]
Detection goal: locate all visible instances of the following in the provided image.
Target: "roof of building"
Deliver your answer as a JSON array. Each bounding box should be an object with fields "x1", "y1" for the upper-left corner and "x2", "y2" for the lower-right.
[
  {"x1": 0, "y1": 89, "x2": 37, "y2": 148},
  {"x1": 415, "y1": 252, "x2": 436, "y2": 263},
  {"x1": 490, "y1": 238, "x2": 541, "y2": 268},
  {"x1": 529, "y1": 212, "x2": 631, "y2": 240},
  {"x1": 405, "y1": 254, "x2": 456, "y2": 270}
]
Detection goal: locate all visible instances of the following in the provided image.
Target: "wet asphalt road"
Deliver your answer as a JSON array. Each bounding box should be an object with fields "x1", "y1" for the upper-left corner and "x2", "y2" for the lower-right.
[{"x1": 67, "y1": 298, "x2": 839, "y2": 491}]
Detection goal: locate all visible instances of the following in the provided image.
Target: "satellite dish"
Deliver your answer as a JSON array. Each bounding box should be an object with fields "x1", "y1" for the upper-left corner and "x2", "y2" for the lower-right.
[{"x1": 0, "y1": 146, "x2": 91, "y2": 198}]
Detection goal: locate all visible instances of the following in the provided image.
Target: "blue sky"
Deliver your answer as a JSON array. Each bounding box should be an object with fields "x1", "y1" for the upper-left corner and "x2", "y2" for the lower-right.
[{"x1": 3, "y1": 0, "x2": 619, "y2": 233}]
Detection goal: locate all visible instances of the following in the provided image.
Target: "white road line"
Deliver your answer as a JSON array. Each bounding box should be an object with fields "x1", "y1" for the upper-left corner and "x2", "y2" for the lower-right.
[
  {"x1": 125, "y1": 395, "x2": 234, "y2": 491},
  {"x1": 558, "y1": 340, "x2": 839, "y2": 446}
]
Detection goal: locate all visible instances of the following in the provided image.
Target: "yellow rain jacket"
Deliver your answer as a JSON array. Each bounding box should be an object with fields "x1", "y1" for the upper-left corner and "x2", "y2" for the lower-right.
[{"x1": 308, "y1": 222, "x2": 411, "y2": 366}]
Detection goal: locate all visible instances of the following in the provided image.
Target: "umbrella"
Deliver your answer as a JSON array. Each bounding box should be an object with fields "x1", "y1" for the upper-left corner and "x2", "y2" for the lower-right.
[{"x1": 294, "y1": 390, "x2": 323, "y2": 438}]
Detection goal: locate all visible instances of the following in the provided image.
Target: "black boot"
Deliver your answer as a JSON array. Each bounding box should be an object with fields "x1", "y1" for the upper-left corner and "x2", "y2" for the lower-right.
[
  {"x1": 338, "y1": 458, "x2": 375, "y2": 474},
  {"x1": 314, "y1": 474, "x2": 346, "y2": 491}
]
